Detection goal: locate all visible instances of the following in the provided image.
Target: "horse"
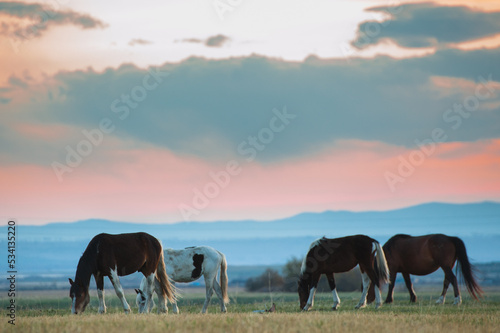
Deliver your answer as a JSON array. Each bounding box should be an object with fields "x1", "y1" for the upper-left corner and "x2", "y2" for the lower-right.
[
  {"x1": 69, "y1": 232, "x2": 176, "y2": 314},
  {"x1": 135, "y1": 246, "x2": 229, "y2": 314},
  {"x1": 367, "y1": 234, "x2": 482, "y2": 305},
  {"x1": 297, "y1": 235, "x2": 390, "y2": 311}
]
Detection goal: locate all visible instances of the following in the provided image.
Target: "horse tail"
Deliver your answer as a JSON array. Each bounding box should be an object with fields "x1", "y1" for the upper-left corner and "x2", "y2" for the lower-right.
[
  {"x1": 450, "y1": 236, "x2": 482, "y2": 300},
  {"x1": 156, "y1": 244, "x2": 177, "y2": 303},
  {"x1": 373, "y1": 241, "x2": 390, "y2": 287},
  {"x1": 218, "y1": 251, "x2": 230, "y2": 304}
]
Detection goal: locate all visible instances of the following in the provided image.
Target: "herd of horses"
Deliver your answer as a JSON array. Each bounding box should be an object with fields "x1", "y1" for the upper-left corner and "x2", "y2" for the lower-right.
[{"x1": 69, "y1": 232, "x2": 483, "y2": 314}]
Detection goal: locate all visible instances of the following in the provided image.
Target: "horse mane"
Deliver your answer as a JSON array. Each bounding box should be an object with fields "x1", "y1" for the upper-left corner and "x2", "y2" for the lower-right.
[
  {"x1": 300, "y1": 237, "x2": 328, "y2": 274},
  {"x1": 74, "y1": 235, "x2": 100, "y2": 288}
]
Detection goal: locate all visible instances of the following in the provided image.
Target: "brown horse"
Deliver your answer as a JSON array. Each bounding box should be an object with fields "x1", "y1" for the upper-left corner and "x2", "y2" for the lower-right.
[
  {"x1": 298, "y1": 235, "x2": 390, "y2": 311},
  {"x1": 69, "y1": 232, "x2": 177, "y2": 314},
  {"x1": 367, "y1": 234, "x2": 482, "y2": 305}
]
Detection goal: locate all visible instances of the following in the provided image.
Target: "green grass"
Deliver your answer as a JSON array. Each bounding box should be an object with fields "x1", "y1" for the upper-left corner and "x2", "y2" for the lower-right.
[{"x1": 1, "y1": 289, "x2": 500, "y2": 332}]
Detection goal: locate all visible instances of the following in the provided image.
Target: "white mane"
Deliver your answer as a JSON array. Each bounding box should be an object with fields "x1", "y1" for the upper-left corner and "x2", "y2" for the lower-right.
[{"x1": 300, "y1": 238, "x2": 323, "y2": 274}]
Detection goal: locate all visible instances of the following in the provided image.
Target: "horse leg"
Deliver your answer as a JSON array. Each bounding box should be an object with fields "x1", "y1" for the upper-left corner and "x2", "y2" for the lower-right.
[
  {"x1": 303, "y1": 274, "x2": 320, "y2": 311},
  {"x1": 109, "y1": 268, "x2": 131, "y2": 314},
  {"x1": 436, "y1": 278, "x2": 450, "y2": 305},
  {"x1": 327, "y1": 274, "x2": 340, "y2": 310},
  {"x1": 402, "y1": 273, "x2": 417, "y2": 303},
  {"x1": 365, "y1": 268, "x2": 383, "y2": 309},
  {"x1": 170, "y1": 281, "x2": 179, "y2": 314},
  {"x1": 95, "y1": 273, "x2": 106, "y2": 314},
  {"x1": 355, "y1": 272, "x2": 371, "y2": 309},
  {"x1": 143, "y1": 273, "x2": 155, "y2": 313},
  {"x1": 202, "y1": 273, "x2": 216, "y2": 314},
  {"x1": 385, "y1": 271, "x2": 397, "y2": 304},
  {"x1": 443, "y1": 267, "x2": 461, "y2": 305},
  {"x1": 153, "y1": 277, "x2": 168, "y2": 314},
  {"x1": 213, "y1": 279, "x2": 227, "y2": 313}
]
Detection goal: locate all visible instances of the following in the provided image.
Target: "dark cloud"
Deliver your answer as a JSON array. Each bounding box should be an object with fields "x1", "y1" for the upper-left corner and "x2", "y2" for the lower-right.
[
  {"x1": 178, "y1": 38, "x2": 203, "y2": 44},
  {"x1": 352, "y1": 3, "x2": 500, "y2": 49},
  {"x1": 205, "y1": 34, "x2": 230, "y2": 47},
  {"x1": 177, "y1": 35, "x2": 230, "y2": 47},
  {"x1": 0, "y1": 1, "x2": 106, "y2": 39},
  {"x1": 8, "y1": 75, "x2": 28, "y2": 89},
  {"x1": 128, "y1": 38, "x2": 153, "y2": 46},
  {"x1": 1, "y1": 48, "x2": 499, "y2": 165}
]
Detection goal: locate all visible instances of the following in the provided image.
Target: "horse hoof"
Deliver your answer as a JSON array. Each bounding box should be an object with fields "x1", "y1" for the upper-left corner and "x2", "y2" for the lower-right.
[
  {"x1": 375, "y1": 303, "x2": 382, "y2": 309},
  {"x1": 331, "y1": 306, "x2": 338, "y2": 311}
]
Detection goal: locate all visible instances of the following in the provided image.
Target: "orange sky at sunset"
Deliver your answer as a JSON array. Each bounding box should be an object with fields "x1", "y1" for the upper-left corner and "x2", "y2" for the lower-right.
[{"x1": 1, "y1": 0, "x2": 500, "y2": 225}]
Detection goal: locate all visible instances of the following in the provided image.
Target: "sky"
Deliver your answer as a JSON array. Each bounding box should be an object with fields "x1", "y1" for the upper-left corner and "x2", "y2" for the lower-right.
[{"x1": 1, "y1": 0, "x2": 500, "y2": 225}]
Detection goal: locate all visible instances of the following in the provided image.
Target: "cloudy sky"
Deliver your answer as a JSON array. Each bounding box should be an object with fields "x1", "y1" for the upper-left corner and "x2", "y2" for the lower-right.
[{"x1": 1, "y1": 0, "x2": 500, "y2": 225}]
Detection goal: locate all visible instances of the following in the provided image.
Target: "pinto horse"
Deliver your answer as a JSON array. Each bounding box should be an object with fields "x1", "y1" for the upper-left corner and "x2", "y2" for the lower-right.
[
  {"x1": 69, "y1": 232, "x2": 176, "y2": 314},
  {"x1": 136, "y1": 246, "x2": 229, "y2": 314},
  {"x1": 298, "y1": 235, "x2": 390, "y2": 311},
  {"x1": 367, "y1": 234, "x2": 482, "y2": 305}
]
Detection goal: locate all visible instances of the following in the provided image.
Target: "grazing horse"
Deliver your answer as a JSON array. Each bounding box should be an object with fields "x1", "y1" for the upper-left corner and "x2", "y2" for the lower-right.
[
  {"x1": 297, "y1": 235, "x2": 390, "y2": 311},
  {"x1": 367, "y1": 234, "x2": 482, "y2": 305},
  {"x1": 69, "y1": 232, "x2": 176, "y2": 314},
  {"x1": 136, "y1": 246, "x2": 229, "y2": 314}
]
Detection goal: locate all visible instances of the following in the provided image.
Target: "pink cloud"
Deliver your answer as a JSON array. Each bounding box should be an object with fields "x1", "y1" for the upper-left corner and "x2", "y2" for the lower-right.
[{"x1": 2, "y1": 139, "x2": 499, "y2": 225}]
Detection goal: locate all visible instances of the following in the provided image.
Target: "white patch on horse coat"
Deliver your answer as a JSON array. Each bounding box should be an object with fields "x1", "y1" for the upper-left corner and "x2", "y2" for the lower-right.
[
  {"x1": 454, "y1": 295, "x2": 462, "y2": 305},
  {"x1": 436, "y1": 295, "x2": 445, "y2": 304},
  {"x1": 300, "y1": 238, "x2": 323, "y2": 274},
  {"x1": 137, "y1": 246, "x2": 227, "y2": 313},
  {"x1": 356, "y1": 272, "x2": 371, "y2": 309},
  {"x1": 332, "y1": 288, "x2": 340, "y2": 309},
  {"x1": 97, "y1": 289, "x2": 106, "y2": 313},
  {"x1": 110, "y1": 267, "x2": 130, "y2": 313},
  {"x1": 303, "y1": 286, "x2": 317, "y2": 311}
]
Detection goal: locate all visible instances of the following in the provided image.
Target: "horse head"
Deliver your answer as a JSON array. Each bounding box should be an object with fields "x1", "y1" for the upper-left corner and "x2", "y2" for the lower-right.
[
  {"x1": 69, "y1": 278, "x2": 90, "y2": 314},
  {"x1": 297, "y1": 274, "x2": 310, "y2": 310},
  {"x1": 135, "y1": 287, "x2": 147, "y2": 312}
]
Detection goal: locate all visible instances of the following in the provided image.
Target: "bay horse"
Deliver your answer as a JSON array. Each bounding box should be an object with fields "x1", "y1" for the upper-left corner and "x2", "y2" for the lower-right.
[
  {"x1": 136, "y1": 246, "x2": 229, "y2": 314},
  {"x1": 367, "y1": 234, "x2": 482, "y2": 305},
  {"x1": 69, "y1": 232, "x2": 177, "y2": 314},
  {"x1": 297, "y1": 235, "x2": 390, "y2": 311}
]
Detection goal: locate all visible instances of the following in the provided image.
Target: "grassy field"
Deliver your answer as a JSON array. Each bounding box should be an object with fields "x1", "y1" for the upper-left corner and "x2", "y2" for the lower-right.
[{"x1": 1, "y1": 289, "x2": 500, "y2": 332}]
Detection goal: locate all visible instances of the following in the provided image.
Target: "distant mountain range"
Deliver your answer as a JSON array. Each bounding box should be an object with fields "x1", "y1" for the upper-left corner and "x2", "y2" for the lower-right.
[{"x1": 2, "y1": 202, "x2": 500, "y2": 273}]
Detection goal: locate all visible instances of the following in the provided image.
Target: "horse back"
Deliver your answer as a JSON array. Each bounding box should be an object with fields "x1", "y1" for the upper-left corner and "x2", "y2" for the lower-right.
[
  {"x1": 165, "y1": 246, "x2": 220, "y2": 282},
  {"x1": 94, "y1": 232, "x2": 162, "y2": 277},
  {"x1": 307, "y1": 235, "x2": 375, "y2": 274},
  {"x1": 384, "y1": 234, "x2": 455, "y2": 275}
]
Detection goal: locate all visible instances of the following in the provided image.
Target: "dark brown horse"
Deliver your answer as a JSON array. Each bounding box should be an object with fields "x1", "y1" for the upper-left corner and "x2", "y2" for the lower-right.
[
  {"x1": 69, "y1": 232, "x2": 176, "y2": 314},
  {"x1": 367, "y1": 234, "x2": 482, "y2": 305},
  {"x1": 297, "y1": 235, "x2": 390, "y2": 311}
]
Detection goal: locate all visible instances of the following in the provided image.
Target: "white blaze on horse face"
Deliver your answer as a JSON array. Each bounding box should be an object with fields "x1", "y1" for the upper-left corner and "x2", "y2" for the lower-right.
[{"x1": 71, "y1": 296, "x2": 76, "y2": 314}]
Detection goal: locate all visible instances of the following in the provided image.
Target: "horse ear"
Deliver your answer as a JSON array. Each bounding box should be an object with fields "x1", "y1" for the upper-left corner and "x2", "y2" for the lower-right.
[
  {"x1": 134, "y1": 288, "x2": 140, "y2": 294},
  {"x1": 69, "y1": 278, "x2": 74, "y2": 286}
]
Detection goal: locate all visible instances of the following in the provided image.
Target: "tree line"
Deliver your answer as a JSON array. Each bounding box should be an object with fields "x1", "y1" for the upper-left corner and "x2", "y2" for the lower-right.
[{"x1": 245, "y1": 257, "x2": 362, "y2": 292}]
